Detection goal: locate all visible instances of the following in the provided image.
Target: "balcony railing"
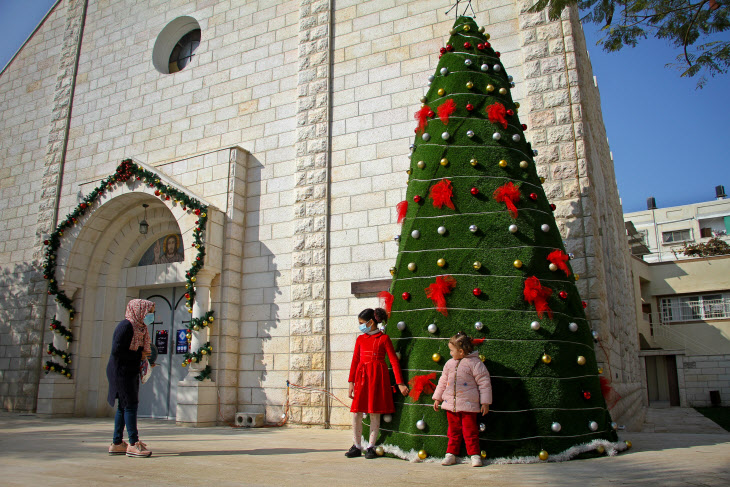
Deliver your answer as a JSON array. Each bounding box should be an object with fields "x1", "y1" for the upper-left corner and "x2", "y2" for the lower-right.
[{"x1": 660, "y1": 298, "x2": 730, "y2": 323}]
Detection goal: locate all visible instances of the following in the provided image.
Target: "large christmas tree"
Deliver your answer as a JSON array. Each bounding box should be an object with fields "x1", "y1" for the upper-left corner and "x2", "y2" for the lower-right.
[{"x1": 371, "y1": 15, "x2": 625, "y2": 462}]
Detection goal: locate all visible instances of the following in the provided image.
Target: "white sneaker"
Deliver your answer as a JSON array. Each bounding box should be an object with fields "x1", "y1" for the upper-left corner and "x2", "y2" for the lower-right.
[
  {"x1": 471, "y1": 454, "x2": 483, "y2": 467},
  {"x1": 442, "y1": 453, "x2": 456, "y2": 465}
]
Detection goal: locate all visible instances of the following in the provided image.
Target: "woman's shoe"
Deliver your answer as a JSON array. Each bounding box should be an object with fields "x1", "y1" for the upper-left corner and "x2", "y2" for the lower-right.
[
  {"x1": 442, "y1": 453, "x2": 456, "y2": 465},
  {"x1": 108, "y1": 441, "x2": 128, "y2": 455},
  {"x1": 126, "y1": 441, "x2": 152, "y2": 458},
  {"x1": 471, "y1": 454, "x2": 483, "y2": 467},
  {"x1": 345, "y1": 444, "x2": 362, "y2": 458},
  {"x1": 364, "y1": 447, "x2": 378, "y2": 459}
]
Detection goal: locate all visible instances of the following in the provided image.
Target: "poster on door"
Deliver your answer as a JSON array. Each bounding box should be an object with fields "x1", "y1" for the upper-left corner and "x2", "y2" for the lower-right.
[
  {"x1": 155, "y1": 330, "x2": 168, "y2": 355},
  {"x1": 175, "y1": 329, "x2": 189, "y2": 354}
]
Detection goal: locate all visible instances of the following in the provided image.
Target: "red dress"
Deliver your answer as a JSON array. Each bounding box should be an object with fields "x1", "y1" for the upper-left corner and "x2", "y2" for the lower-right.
[{"x1": 349, "y1": 331, "x2": 405, "y2": 414}]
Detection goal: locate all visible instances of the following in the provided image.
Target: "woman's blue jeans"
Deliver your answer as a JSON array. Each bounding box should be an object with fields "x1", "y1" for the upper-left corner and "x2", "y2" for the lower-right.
[{"x1": 113, "y1": 403, "x2": 139, "y2": 445}]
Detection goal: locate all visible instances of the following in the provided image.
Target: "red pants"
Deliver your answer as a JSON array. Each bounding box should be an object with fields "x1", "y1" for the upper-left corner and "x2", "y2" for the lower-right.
[{"x1": 446, "y1": 410, "x2": 480, "y2": 456}]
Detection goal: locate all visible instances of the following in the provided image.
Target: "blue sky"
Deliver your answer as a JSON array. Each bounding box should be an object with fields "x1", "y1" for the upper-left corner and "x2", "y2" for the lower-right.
[{"x1": 1, "y1": 2, "x2": 727, "y2": 213}]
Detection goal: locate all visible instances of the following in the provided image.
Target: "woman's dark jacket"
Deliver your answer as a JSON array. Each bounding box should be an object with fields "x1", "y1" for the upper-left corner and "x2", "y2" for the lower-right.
[{"x1": 106, "y1": 319, "x2": 142, "y2": 408}]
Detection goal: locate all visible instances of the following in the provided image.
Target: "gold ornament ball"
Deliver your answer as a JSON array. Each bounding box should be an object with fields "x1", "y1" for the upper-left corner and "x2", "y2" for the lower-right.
[
  {"x1": 449, "y1": 29, "x2": 456, "y2": 35},
  {"x1": 432, "y1": 353, "x2": 441, "y2": 362},
  {"x1": 420, "y1": 96, "x2": 427, "y2": 103},
  {"x1": 406, "y1": 169, "x2": 412, "y2": 175},
  {"x1": 418, "y1": 450, "x2": 428, "y2": 460},
  {"x1": 421, "y1": 103, "x2": 426, "y2": 108},
  {"x1": 470, "y1": 158, "x2": 478, "y2": 166},
  {"x1": 182, "y1": 362, "x2": 187, "y2": 367},
  {"x1": 188, "y1": 309, "x2": 193, "y2": 314},
  {"x1": 417, "y1": 160, "x2": 425, "y2": 169},
  {"x1": 201, "y1": 349, "x2": 208, "y2": 355},
  {"x1": 407, "y1": 262, "x2": 417, "y2": 271},
  {"x1": 209, "y1": 316, "x2": 214, "y2": 322},
  {"x1": 480, "y1": 450, "x2": 487, "y2": 458},
  {"x1": 577, "y1": 355, "x2": 586, "y2": 365},
  {"x1": 376, "y1": 446, "x2": 385, "y2": 456},
  {"x1": 515, "y1": 102, "x2": 520, "y2": 108},
  {"x1": 625, "y1": 440, "x2": 632, "y2": 449},
  {"x1": 193, "y1": 324, "x2": 200, "y2": 331},
  {"x1": 463, "y1": 25, "x2": 470, "y2": 32},
  {"x1": 484, "y1": 32, "x2": 490, "y2": 39},
  {"x1": 498, "y1": 159, "x2": 508, "y2": 168},
  {"x1": 437, "y1": 258, "x2": 446, "y2": 267},
  {"x1": 596, "y1": 445, "x2": 606, "y2": 454},
  {"x1": 437, "y1": 88, "x2": 445, "y2": 96},
  {"x1": 542, "y1": 353, "x2": 552, "y2": 364},
  {"x1": 539, "y1": 450, "x2": 549, "y2": 461},
  {"x1": 191, "y1": 276, "x2": 197, "y2": 282},
  {"x1": 479, "y1": 354, "x2": 486, "y2": 362},
  {"x1": 513, "y1": 259, "x2": 523, "y2": 269},
  {"x1": 549, "y1": 263, "x2": 558, "y2": 272},
  {"x1": 519, "y1": 160, "x2": 529, "y2": 169},
  {"x1": 499, "y1": 87, "x2": 508, "y2": 95},
  {"x1": 540, "y1": 177, "x2": 546, "y2": 183},
  {"x1": 389, "y1": 266, "x2": 396, "y2": 276},
  {"x1": 473, "y1": 261, "x2": 482, "y2": 270},
  {"x1": 598, "y1": 367, "x2": 604, "y2": 374},
  {"x1": 466, "y1": 81, "x2": 474, "y2": 89},
  {"x1": 486, "y1": 84, "x2": 495, "y2": 92},
  {"x1": 575, "y1": 274, "x2": 580, "y2": 281},
  {"x1": 440, "y1": 158, "x2": 449, "y2": 166}
]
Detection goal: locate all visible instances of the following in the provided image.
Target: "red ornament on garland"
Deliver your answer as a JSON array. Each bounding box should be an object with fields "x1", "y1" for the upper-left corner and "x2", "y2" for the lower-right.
[
  {"x1": 506, "y1": 109, "x2": 514, "y2": 116},
  {"x1": 582, "y1": 301, "x2": 588, "y2": 309},
  {"x1": 402, "y1": 292, "x2": 411, "y2": 301},
  {"x1": 485, "y1": 42, "x2": 491, "y2": 48},
  {"x1": 466, "y1": 103, "x2": 474, "y2": 111},
  {"x1": 559, "y1": 291, "x2": 568, "y2": 300},
  {"x1": 470, "y1": 187, "x2": 479, "y2": 196},
  {"x1": 463, "y1": 42, "x2": 472, "y2": 49},
  {"x1": 44, "y1": 240, "x2": 49, "y2": 245},
  {"x1": 429, "y1": 179, "x2": 455, "y2": 210},
  {"x1": 154, "y1": 190, "x2": 160, "y2": 196},
  {"x1": 440, "y1": 47, "x2": 446, "y2": 54},
  {"x1": 522, "y1": 124, "x2": 527, "y2": 130},
  {"x1": 583, "y1": 391, "x2": 592, "y2": 400},
  {"x1": 194, "y1": 209, "x2": 201, "y2": 215},
  {"x1": 413, "y1": 195, "x2": 422, "y2": 204},
  {"x1": 477, "y1": 43, "x2": 485, "y2": 50},
  {"x1": 550, "y1": 203, "x2": 556, "y2": 211},
  {"x1": 496, "y1": 51, "x2": 501, "y2": 57},
  {"x1": 473, "y1": 288, "x2": 482, "y2": 296},
  {"x1": 446, "y1": 44, "x2": 454, "y2": 51},
  {"x1": 529, "y1": 193, "x2": 538, "y2": 201}
]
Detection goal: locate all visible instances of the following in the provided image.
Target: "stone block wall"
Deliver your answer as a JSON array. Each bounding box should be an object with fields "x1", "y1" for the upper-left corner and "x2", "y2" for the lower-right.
[
  {"x1": 682, "y1": 355, "x2": 730, "y2": 407},
  {"x1": 0, "y1": 1, "x2": 69, "y2": 411}
]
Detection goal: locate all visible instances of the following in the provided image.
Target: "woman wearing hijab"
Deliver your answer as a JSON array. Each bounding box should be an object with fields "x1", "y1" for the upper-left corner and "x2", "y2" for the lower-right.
[{"x1": 107, "y1": 299, "x2": 155, "y2": 457}]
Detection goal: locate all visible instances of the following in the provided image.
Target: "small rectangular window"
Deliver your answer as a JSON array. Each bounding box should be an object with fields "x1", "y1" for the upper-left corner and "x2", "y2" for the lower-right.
[{"x1": 662, "y1": 229, "x2": 692, "y2": 244}]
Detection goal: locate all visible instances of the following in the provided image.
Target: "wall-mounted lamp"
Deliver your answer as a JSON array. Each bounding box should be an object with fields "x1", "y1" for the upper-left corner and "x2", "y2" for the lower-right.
[{"x1": 139, "y1": 204, "x2": 149, "y2": 234}]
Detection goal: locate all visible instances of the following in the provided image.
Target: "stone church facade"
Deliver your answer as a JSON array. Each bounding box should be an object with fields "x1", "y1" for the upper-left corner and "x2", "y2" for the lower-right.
[{"x1": 0, "y1": 0, "x2": 644, "y2": 430}]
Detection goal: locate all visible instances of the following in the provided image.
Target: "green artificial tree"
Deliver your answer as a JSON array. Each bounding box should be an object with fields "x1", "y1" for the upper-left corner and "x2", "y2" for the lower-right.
[{"x1": 371, "y1": 16, "x2": 625, "y2": 462}]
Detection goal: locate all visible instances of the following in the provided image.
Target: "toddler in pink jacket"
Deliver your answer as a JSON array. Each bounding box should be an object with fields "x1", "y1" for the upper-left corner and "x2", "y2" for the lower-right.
[{"x1": 433, "y1": 332, "x2": 492, "y2": 467}]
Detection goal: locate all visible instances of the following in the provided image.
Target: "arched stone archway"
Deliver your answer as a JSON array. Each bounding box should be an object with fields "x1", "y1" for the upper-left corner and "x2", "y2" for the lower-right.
[{"x1": 38, "y1": 171, "x2": 224, "y2": 419}]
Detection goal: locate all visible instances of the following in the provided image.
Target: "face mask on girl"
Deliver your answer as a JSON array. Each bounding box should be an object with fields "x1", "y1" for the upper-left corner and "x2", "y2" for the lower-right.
[
  {"x1": 359, "y1": 320, "x2": 373, "y2": 333},
  {"x1": 143, "y1": 313, "x2": 155, "y2": 325}
]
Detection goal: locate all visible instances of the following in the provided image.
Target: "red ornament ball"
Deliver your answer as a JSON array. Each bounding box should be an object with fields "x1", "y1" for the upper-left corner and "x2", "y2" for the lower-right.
[
  {"x1": 550, "y1": 203, "x2": 556, "y2": 211},
  {"x1": 583, "y1": 391, "x2": 592, "y2": 400},
  {"x1": 194, "y1": 209, "x2": 201, "y2": 215},
  {"x1": 529, "y1": 193, "x2": 538, "y2": 201},
  {"x1": 496, "y1": 51, "x2": 501, "y2": 57},
  {"x1": 473, "y1": 288, "x2": 482, "y2": 296},
  {"x1": 466, "y1": 103, "x2": 474, "y2": 111},
  {"x1": 463, "y1": 42, "x2": 472, "y2": 49},
  {"x1": 470, "y1": 187, "x2": 479, "y2": 196},
  {"x1": 506, "y1": 109, "x2": 514, "y2": 116},
  {"x1": 185, "y1": 293, "x2": 190, "y2": 299},
  {"x1": 521, "y1": 124, "x2": 527, "y2": 130},
  {"x1": 154, "y1": 190, "x2": 160, "y2": 196},
  {"x1": 428, "y1": 110, "x2": 435, "y2": 117},
  {"x1": 440, "y1": 47, "x2": 446, "y2": 54},
  {"x1": 446, "y1": 44, "x2": 454, "y2": 51},
  {"x1": 165, "y1": 195, "x2": 170, "y2": 200},
  {"x1": 413, "y1": 195, "x2": 422, "y2": 203},
  {"x1": 44, "y1": 240, "x2": 49, "y2": 245},
  {"x1": 402, "y1": 292, "x2": 411, "y2": 300},
  {"x1": 559, "y1": 291, "x2": 568, "y2": 300},
  {"x1": 485, "y1": 42, "x2": 491, "y2": 48},
  {"x1": 582, "y1": 301, "x2": 588, "y2": 309},
  {"x1": 477, "y1": 43, "x2": 485, "y2": 50}
]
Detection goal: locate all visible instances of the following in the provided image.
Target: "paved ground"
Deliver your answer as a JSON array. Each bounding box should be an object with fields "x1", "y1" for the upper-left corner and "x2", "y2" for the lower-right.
[{"x1": 1, "y1": 409, "x2": 728, "y2": 486}]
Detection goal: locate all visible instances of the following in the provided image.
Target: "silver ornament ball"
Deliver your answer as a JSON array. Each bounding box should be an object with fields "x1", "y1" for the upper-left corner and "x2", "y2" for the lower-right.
[
  {"x1": 466, "y1": 130, "x2": 475, "y2": 138},
  {"x1": 469, "y1": 224, "x2": 478, "y2": 233},
  {"x1": 512, "y1": 134, "x2": 521, "y2": 142},
  {"x1": 441, "y1": 131, "x2": 450, "y2": 140},
  {"x1": 422, "y1": 133, "x2": 430, "y2": 142},
  {"x1": 592, "y1": 330, "x2": 599, "y2": 340},
  {"x1": 397, "y1": 321, "x2": 406, "y2": 331},
  {"x1": 411, "y1": 230, "x2": 421, "y2": 239},
  {"x1": 479, "y1": 423, "x2": 486, "y2": 432},
  {"x1": 481, "y1": 64, "x2": 489, "y2": 72},
  {"x1": 493, "y1": 64, "x2": 501, "y2": 72},
  {"x1": 551, "y1": 422, "x2": 562, "y2": 432},
  {"x1": 416, "y1": 419, "x2": 426, "y2": 430},
  {"x1": 475, "y1": 321, "x2": 484, "y2": 331},
  {"x1": 437, "y1": 226, "x2": 447, "y2": 235},
  {"x1": 428, "y1": 75, "x2": 435, "y2": 82},
  {"x1": 394, "y1": 235, "x2": 400, "y2": 242},
  {"x1": 492, "y1": 132, "x2": 502, "y2": 141},
  {"x1": 509, "y1": 224, "x2": 518, "y2": 233},
  {"x1": 464, "y1": 59, "x2": 473, "y2": 66},
  {"x1": 440, "y1": 67, "x2": 449, "y2": 76},
  {"x1": 530, "y1": 321, "x2": 541, "y2": 331},
  {"x1": 383, "y1": 414, "x2": 392, "y2": 423},
  {"x1": 427, "y1": 323, "x2": 437, "y2": 334},
  {"x1": 589, "y1": 421, "x2": 598, "y2": 431},
  {"x1": 541, "y1": 224, "x2": 550, "y2": 232},
  {"x1": 569, "y1": 322, "x2": 579, "y2": 332},
  {"x1": 611, "y1": 422, "x2": 618, "y2": 430}
]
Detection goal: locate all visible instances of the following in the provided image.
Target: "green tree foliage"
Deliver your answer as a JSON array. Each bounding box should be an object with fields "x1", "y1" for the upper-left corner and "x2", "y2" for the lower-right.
[
  {"x1": 682, "y1": 237, "x2": 730, "y2": 256},
  {"x1": 528, "y1": 0, "x2": 730, "y2": 88}
]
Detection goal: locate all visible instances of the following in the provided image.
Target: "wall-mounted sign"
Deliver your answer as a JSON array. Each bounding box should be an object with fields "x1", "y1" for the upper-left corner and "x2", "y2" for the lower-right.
[
  {"x1": 175, "y1": 329, "x2": 189, "y2": 354},
  {"x1": 155, "y1": 330, "x2": 168, "y2": 355}
]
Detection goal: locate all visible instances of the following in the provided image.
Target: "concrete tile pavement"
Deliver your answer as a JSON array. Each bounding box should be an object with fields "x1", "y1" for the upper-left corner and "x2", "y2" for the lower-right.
[{"x1": 0, "y1": 410, "x2": 728, "y2": 486}]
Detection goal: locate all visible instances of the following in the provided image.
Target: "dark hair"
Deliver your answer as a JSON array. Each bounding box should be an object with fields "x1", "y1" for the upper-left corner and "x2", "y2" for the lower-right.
[
  {"x1": 359, "y1": 308, "x2": 388, "y2": 324},
  {"x1": 449, "y1": 331, "x2": 474, "y2": 354}
]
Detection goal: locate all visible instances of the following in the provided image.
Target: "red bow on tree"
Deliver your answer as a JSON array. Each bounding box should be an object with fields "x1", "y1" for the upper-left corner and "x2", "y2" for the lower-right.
[
  {"x1": 425, "y1": 275, "x2": 457, "y2": 316},
  {"x1": 493, "y1": 182, "x2": 521, "y2": 218},
  {"x1": 523, "y1": 276, "x2": 553, "y2": 319},
  {"x1": 437, "y1": 99, "x2": 457, "y2": 124},
  {"x1": 547, "y1": 250, "x2": 571, "y2": 276},
  {"x1": 486, "y1": 102, "x2": 509, "y2": 129},
  {"x1": 408, "y1": 373, "x2": 437, "y2": 401},
  {"x1": 429, "y1": 179, "x2": 455, "y2": 210},
  {"x1": 396, "y1": 200, "x2": 408, "y2": 224},
  {"x1": 472, "y1": 338, "x2": 485, "y2": 345},
  {"x1": 378, "y1": 291, "x2": 394, "y2": 317},
  {"x1": 414, "y1": 105, "x2": 431, "y2": 134}
]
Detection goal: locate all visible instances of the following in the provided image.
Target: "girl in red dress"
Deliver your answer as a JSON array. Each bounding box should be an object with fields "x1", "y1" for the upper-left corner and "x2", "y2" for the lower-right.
[{"x1": 346, "y1": 308, "x2": 409, "y2": 459}]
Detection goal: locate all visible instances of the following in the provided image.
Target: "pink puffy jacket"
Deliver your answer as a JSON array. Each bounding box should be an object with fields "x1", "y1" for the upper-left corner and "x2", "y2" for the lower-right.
[{"x1": 433, "y1": 352, "x2": 492, "y2": 413}]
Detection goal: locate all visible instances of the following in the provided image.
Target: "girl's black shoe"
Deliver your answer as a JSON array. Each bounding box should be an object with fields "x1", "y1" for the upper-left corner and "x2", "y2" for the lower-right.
[
  {"x1": 364, "y1": 447, "x2": 378, "y2": 459},
  {"x1": 345, "y1": 445, "x2": 362, "y2": 458}
]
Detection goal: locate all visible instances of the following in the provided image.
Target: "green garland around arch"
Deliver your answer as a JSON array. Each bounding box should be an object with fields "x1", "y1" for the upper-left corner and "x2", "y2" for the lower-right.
[{"x1": 42, "y1": 159, "x2": 215, "y2": 380}]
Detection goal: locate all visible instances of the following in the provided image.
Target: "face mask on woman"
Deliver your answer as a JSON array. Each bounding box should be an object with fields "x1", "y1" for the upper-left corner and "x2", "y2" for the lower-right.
[
  {"x1": 143, "y1": 313, "x2": 155, "y2": 325},
  {"x1": 359, "y1": 320, "x2": 373, "y2": 333}
]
